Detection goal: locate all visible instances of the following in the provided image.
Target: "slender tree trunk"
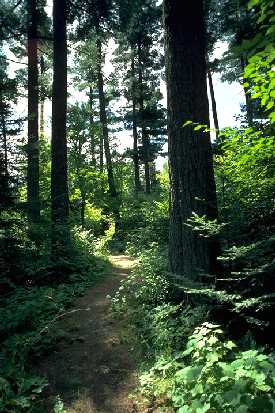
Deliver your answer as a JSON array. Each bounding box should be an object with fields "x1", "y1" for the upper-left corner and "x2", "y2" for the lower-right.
[
  {"x1": 99, "y1": 134, "x2": 104, "y2": 172},
  {"x1": 207, "y1": 66, "x2": 219, "y2": 137},
  {"x1": 27, "y1": 0, "x2": 40, "y2": 222},
  {"x1": 150, "y1": 161, "x2": 157, "y2": 191},
  {"x1": 96, "y1": 37, "x2": 120, "y2": 227},
  {"x1": 51, "y1": 0, "x2": 69, "y2": 251},
  {"x1": 0, "y1": 99, "x2": 8, "y2": 175},
  {"x1": 39, "y1": 54, "x2": 45, "y2": 137},
  {"x1": 164, "y1": 0, "x2": 219, "y2": 278},
  {"x1": 89, "y1": 86, "x2": 96, "y2": 166},
  {"x1": 131, "y1": 53, "x2": 141, "y2": 193},
  {"x1": 40, "y1": 98, "x2": 45, "y2": 136},
  {"x1": 137, "y1": 40, "x2": 150, "y2": 194}
]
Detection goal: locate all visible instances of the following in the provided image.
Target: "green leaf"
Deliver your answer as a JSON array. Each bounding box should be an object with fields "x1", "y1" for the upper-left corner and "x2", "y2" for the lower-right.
[
  {"x1": 178, "y1": 406, "x2": 192, "y2": 413},
  {"x1": 182, "y1": 120, "x2": 193, "y2": 127},
  {"x1": 194, "y1": 124, "x2": 206, "y2": 131},
  {"x1": 236, "y1": 405, "x2": 248, "y2": 413},
  {"x1": 176, "y1": 366, "x2": 201, "y2": 383}
]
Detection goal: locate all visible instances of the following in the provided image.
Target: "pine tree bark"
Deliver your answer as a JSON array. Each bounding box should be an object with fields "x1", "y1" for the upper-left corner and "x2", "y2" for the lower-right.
[
  {"x1": 207, "y1": 65, "x2": 219, "y2": 138},
  {"x1": 96, "y1": 37, "x2": 120, "y2": 227},
  {"x1": 164, "y1": 0, "x2": 219, "y2": 278},
  {"x1": 0, "y1": 95, "x2": 8, "y2": 176},
  {"x1": 137, "y1": 40, "x2": 150, "y2": 194},
  {"x1": 39, "y1": 54, "x2": 45, "y2": 137},
  {"x1": 89, "y1": 86, "x2": 96, "y2": 166},
  {"x1": 131, "y1": 53, "x2": 141, "y2": 193},
  {"x1": 99, "y1": 133, "x2": 104, "y2": 172},
  {"x1": 51, "y1": 0, "x2": 69, "y2": 249},
  {"x1": 27, "y1": 0, "x2": 40, "y2": 222}
]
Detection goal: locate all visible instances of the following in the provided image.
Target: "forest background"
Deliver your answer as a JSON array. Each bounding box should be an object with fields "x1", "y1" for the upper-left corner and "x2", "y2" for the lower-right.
[{"x1": 0, "y1": 0, "x2": 275, "y2": 411}]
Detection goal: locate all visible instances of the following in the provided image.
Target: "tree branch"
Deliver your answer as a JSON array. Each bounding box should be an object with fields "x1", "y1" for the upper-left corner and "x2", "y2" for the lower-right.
[{"x1": 0, "y1": 55, "x2": 28, "y2": 65}]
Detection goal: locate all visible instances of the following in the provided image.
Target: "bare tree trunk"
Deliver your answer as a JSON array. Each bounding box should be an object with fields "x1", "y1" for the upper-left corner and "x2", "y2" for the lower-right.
[
  {"x1": 89, "y1": 86, "x2": 96, "y2": 166},
  {"x1": 40, "y1": 98, "x2": 45, "y2": 136},
  {"x1": 150, "y1": 161, "x2": 157, "y2": 191},
  {"x1": 99, "y1": 135, "x2": 104, "y2": 172},
  {"x1": 39, "y1": 54, "x2": 45, "y2": 137},
  {"x1": 51, "y1": 0, "x2": 69, "y2": 251},
  {"x1": 207, "y1": 66, "x2": 219, "y2": 138},
  {"x1": 164, "y1": 0, "x2": 219, "y2": 278},
  {"x1": 27, "y1": 0, "x2": 40, "y2": 222},
  {"x1": 137, "y1": 40, "x2": 150, "y2": 194},
  {"x1": 96, "y1": 37, "x2": 120, "y2": 227},
  {"x1": 0, "y1": 99, "x2": 8, "y2": 175},
  {"x1": 131, "y1": 53, "x2": 141, "y2": 193}
]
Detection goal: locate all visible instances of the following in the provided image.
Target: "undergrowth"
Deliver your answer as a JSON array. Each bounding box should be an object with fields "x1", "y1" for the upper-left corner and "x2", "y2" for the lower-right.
[
  {"x1": 0, "y1": 220, "x2": 110, "y2": 413},
  {"x1": 110, "y1": 240, "x2": 275, "y2": 412}
]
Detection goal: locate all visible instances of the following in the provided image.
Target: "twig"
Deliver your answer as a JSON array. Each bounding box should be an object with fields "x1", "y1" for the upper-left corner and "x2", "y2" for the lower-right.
[
  {"x1": 0, "y1": 55, "x2": 28, "y2": 66},
  {"x1": 39, "y1": 307, "x2": 91, "y2": 335}
]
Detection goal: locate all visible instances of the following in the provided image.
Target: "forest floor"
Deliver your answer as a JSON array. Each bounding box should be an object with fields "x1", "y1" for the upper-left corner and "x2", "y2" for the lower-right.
[{"x1": 36, "y1": 255, "x2": 152, "y2": 413}]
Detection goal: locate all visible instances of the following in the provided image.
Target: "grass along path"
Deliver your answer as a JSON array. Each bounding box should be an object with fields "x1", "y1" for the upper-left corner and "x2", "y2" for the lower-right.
[{"x1": 37, "y1": 255, "x2": 145, "y2": 413}]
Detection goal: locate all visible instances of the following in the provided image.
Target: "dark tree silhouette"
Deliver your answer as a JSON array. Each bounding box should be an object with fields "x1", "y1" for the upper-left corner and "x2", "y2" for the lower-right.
[
  {"x1": 27, "y1": 0, "x2": 40, "y2": 222},
  {"x1": 51, "y1": 0, "x2": 69, "y2": 250},
  {"x1": 164, "y1": 0, "x2": 219, "y2": 277}
]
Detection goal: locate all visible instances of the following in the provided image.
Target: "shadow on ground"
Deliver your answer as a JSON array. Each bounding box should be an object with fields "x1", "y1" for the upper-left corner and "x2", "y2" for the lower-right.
[{"x1": 36, "y1": 255, "x2": 144, "y2": 413}]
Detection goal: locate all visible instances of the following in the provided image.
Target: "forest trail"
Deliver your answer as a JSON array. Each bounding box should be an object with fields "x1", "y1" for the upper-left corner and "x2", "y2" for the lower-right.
[{"x1": 38, "y1": 255, "x2": 146, "y2": 413}]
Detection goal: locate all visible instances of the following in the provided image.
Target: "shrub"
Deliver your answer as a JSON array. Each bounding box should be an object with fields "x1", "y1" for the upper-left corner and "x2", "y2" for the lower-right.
[
  {"x1": 110, "y1": 243, "x2": 170, "y2": 313},
  {"x1": 140, "y1": 323, "x2": 275, "y2": 413}
]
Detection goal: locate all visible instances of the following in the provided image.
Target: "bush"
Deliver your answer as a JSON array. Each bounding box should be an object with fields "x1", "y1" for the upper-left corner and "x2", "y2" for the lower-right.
[
  {"x1": 140, "y1": 323, "x2": 275, "y2": 413},
  {"x1": 110, "y1": 243, "x2": 170, "y2": 313},
  {"x1": 0, "y1": 224, "x2": 108, "y2": 413}
]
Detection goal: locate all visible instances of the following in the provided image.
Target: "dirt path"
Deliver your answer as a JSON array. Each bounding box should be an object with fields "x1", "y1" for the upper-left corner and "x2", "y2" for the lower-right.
[{"x1": 38, "y1": 255, "x2": 143, "y2": 413}]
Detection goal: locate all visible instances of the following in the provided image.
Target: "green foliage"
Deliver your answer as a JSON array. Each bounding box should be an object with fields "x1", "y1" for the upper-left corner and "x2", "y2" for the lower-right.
[
  {"x1": 244, "y1": 0, "x2": 275, "y2": 122},
  {"x1": 0, "y1": 374, "x2": 47, "y2": 413},
  {"x1": 96, "y1": 219, "x2": 116, "y2": 253},
  {"x1": 140, "y1": 323, "x2": 275, "y2": 413},
  {"x1": 117, "y1": 193, "x2": 169, "y2": 255},
  {"x1": 185, "y1": 212, "x2": 226, "y2": 239},
  {"x1": 0, "y1": 221, "x2": 108, "y2": 413},
  {"x1": 215, "y1": 126, "x2": 275, "y2": 234},
  {"x1": 53, "y1": 397, "x2": 68, "y2": 413},
  {"x1": 110, "y1": 244, "x2": 169, "y2": 313}
]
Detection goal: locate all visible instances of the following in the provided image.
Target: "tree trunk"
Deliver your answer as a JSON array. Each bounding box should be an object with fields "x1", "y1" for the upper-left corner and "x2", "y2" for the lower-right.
[
  {"x1": 39, "y1": 54, "x2": 45, "y2": 137},
  {"x1": 150, "y1": 161, "x2": 157, "y2": 191},
  {"x1": 40, "y1": 98, "x2": 45, "y2": 136},
  {"x1": 89, "y1": 86, "x2": 96, "y2": 166},
  {"x1": 99, "y1": 134, "x2": 104, "y2": 172},
  {"x1": 131, "y1": 53, "x2": 141, "y2": 193},
  {"x1": 51, "y1": 0, "x2": 69, "y2": 251},
  {"x1": 96, "y1": 37, "x2": 120, "y2": 227},
  {"x1": 0, "y1": 98, "x2": 8, "y2": 176},
  {"x1": 137, "y1": 40, "x2": 150, "y2": 194},
  {"x1": 207, "y1": 66, "x2": 219, "y2": 138},
  {"x1": 164, "y1": 0, "x2": 219, "y2": 278},
  {"x1": 27, "y1": 0, "x2": 40, "y2": 223}
]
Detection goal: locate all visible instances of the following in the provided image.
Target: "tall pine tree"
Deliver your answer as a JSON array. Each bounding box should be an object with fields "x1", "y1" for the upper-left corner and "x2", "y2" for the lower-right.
[
  {"x1": 51, "y1": 0, "x2": 69, "y2": 251},
  {"x1": 27, "y1": 0, "x2": 40, "y2": 223},
  {"x1": 164, "y1": 0, "x2": 219, "y2": 277}
]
